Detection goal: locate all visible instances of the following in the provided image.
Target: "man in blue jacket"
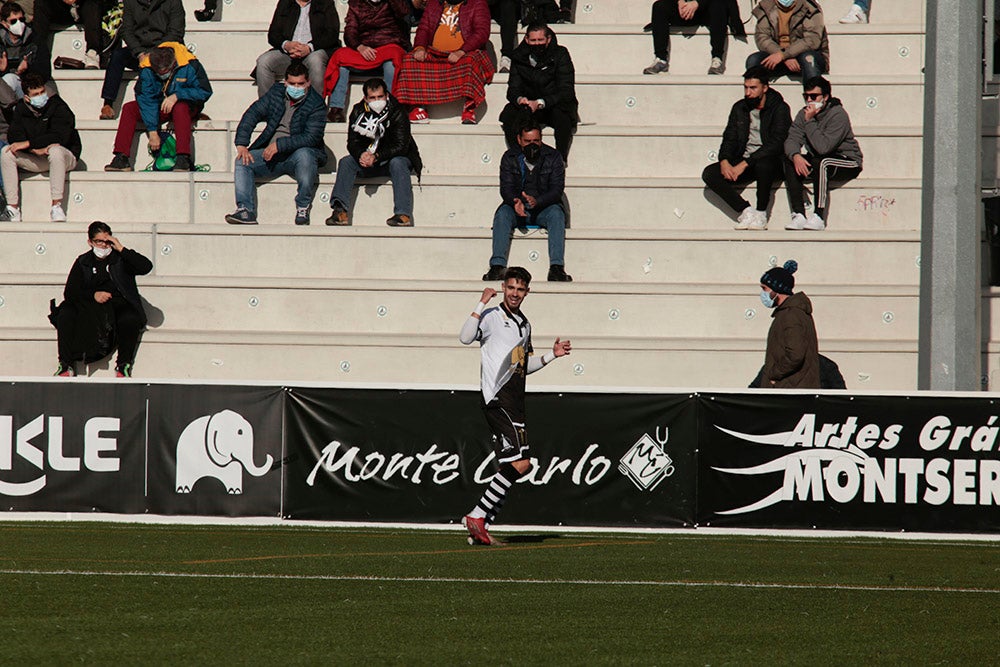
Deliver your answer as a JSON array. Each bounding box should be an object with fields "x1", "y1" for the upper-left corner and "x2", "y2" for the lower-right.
[{"x1": 226, "y1": 61, "x2": 327, "y2": 226}]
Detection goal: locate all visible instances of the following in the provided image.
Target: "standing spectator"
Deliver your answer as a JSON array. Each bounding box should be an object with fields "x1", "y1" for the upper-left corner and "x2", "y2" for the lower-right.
[
  {"x1": 326, "y1": 77, "x2": 422, "y2": 227},
  {"x1": 489, "y1": 0, "x2": 517, "y2": 72},
  {"x1": 758, "y1": 259, "x2": 819, "y2": 388},
  {"x1": 53, "y1": 220, "x2": 152, "y2": 378},
  {"x1": 32, "y1": 0, "x2": 105, "y2": 68},
  {"x1": 322, "y1": 0, "x2": 410, "y2": 123},
  {"x1": 839, "y1": 0, "x2": 868, "y2": 24},
  {"x1": 254, "y1": 0, "x2": 341, "y2": 99},
  {"x1": 783, "y1": 75, "x2": 862, "y2": 230},
  {"x1": 745, "y1": 0, "x2": 828, "y2": 81},
  {"x1": 643, "y1": 0, "x2": 746, "y2": 75},
  {"x1": 483, "y1": 122, "x2": 571, "y2": 282},
  {"x1": 701, "y1": 67, "x2": 790, "y2": 231},
  {"x1": 99, "y1": 0, "x2": 184, "y2": 120},
  {"x1": 1, "y1": 71, "x2": 81, "y2": 221},
  {"x1": 499, "y1": 23, "x2": 577, "y2": 162},
  {"x1": 225, "y1": 62, "x2": 327, "y2": 226},
  {"x1": 393, "y1": 0, "x2": 494, "y2": 124},
  {"x1": 0, "y1": 1, "x2": 51, "y2": 96},
  {"x1": 104, "y1": 44, "x2": 211, "y2": 172}
]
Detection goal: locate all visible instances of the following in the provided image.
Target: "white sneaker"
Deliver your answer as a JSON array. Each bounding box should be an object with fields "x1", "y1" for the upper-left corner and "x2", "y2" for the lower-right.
[
  {"x1": 5, "y1": 205, "x2": 20, "y2": 222},
  {"x1": 786, "y1": 213, "x2": 807, "y2": 230},
  {"x1": 839, "y1": 5, "x2": 868, "y2": 23},
  {"x1": 498, "y1": 55, "x2": 511, "y2": 73},
  {"x1": 707, "y1": 57, "x2": 724, "y2": 75},
  {"x1": 803, "y1": 212, "x2": 826, "y2": 230},
  {"x1": 734, "y1": 205, "x2": 755, "y2": 230},
  {"x1": 83, "y1": 49, "x2": 100, "y2": 69},
  {"x1": 747, "y1": 210, "x2": 768, "y2": 230},
  {"x1": 51, "y1": 204, "x2": 67, "y2": 222}
]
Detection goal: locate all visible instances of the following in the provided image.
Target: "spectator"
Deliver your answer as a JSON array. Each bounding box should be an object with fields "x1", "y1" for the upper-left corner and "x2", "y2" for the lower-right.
[
  {"x1": 490, "y1": 0, "x2": 517, "y2": 72},
  {"x1": 0, "y1": 1, "x2": 51, "y2": 96},
  {"x1": 393, "y1": 0, "x2": 494, "y2": 124},
  {"x1": 483, "y1": 121, "x2": 571, "y2": 282},
  {"x1": 839, "y1": 0, "x2": 868, "y2": 24},
  {"x1": 783, "y1": 75, "x2": 861, "y2": 231},
  {"x1": 53, "y1": 220, "x2": 152, "y2": 378},
  {"x1": 99, "y1": 0, "x2": 184, "y2": 120},
  {"x1": 254, "y1": 0, "x2": 341, "y2": 99},
  {"x1": 701, "y1": 66, "x2": 790, "y2": 231},
  {"x1": 225, "y1": 61, "x2": 327, "y2": 226},
  {"x1": 323, "y1": 0, "x2": 410, "y2": 123},
  {"x1": 0, "y1": 74, "x2": 20, "y2": 217},
  {"x1": 32, "y1": 0, "x2": 104, "y2": 68},
  {"x1": 643, "y1": 0, "x2": 746, "y2": 76},
  {"x1": 104, "y1": 44, "x2": 211, "y2": 172},
  {"x1": 326, "y1": 77, "x2": 422, "y2": 227},
  {"x1": 745, "y1": 0, "x2": 828, "y2": 82},
  {"x1": 758, "y1": 259, "x2": 819, "y2": 388},
  {"x1": 500, "y1": 23, "x2": 577, "y2": 162},
  {"x1": 1, "y1": 71, "x2": 81, "y2": 221}
]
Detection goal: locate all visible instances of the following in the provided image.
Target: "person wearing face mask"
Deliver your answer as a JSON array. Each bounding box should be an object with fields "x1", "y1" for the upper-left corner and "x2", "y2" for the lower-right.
[
  {"x1": 758, "y1": 259, "x2": 820, "y2": 389},
  {"x1": 783, "y1": 75, "x2": 862, "y2": 230},
  {"x1": 226, "y1": 61, "x2": 327, "y2": 226},
  {"x1": 104, "y1": 43, "x2": 211, "y2": 172},
  {"x1": 484, "y1": 121, "x2": 572, "y2": 282},
  {"x1": 499, "y1": 24, "x2": 578, "y2": 162},
  {"x1": 0, "y1": 71, "x2": 81, "y2": 221},
  {"x1": 0, "y1": 1, "x2": 52, "y2": 96},
  {"x1": 326, "y1": 77, "x2": 422, "y2": 226},
  {"x1": 745, "y1": 0, "x2": 829, "y2": 82},
  {"x1": 53, "y1": 220, "x2": 153, "y2": 377}
]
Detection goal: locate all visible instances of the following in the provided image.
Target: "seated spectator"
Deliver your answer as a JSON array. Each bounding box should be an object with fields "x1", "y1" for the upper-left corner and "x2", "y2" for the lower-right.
[
  {"x1": 193, "y1": 0, "x2": 216, "y2": 22},
  {"x1": 499, "y1": 23, "x2": 577, "y2": 162},
  {"x1": 255, "y1": 0, "x2": 341, "y2": 99},
  {"x1": 701, "y1": 66, "x2": 790, "y2": 231},
  {"x1": 745, "y1": 0, "x2": 828, "y2": 82},
  {"x1": 483, "y1": 121, "x2": 571, "y2": 282},
  {"x1": 32, "y1": 0, "x2": 104, "y2": 68},
  {"x1": 99, "y1": 0, "x2": 184, "y2": 120},
  {"x1": 53, "y1": 220, "x2": 152, "y2": 378},
  {"x1": 839, "y1": 0, "x2": 868, "y2": 24},
  {"x1": 393, "y1": 0, "x2": 494, "y2": 124},
  {"x1": 326, "y1": 77, "x2": 422, "y2": 227},
  {"x1": 490, "y1": 0, "x2": 517, "y2": 72},
  {"x1": 104, "y1": 44, "x2": 211, "y2": 172},
  {"x1": 225, "y1": 62, "x2": 327, "y2": 226},
  {"x1": 1, "y1": 71, "x2": 81, "y2": 221},
  {"x1": 783, "y1": 76, "x2": 862, "y2": 231},
  {"x1": 643, "y1": 0, "x2": 746, "y2": 76},
  {"x1": 323, "y1": 0, "x2": 410, "y2": 123},
  {"x1": 0, "y1": 74, "x2": 20, "y2": 217},
  {"x1": 0, "y1": 1, "x2": 52, "y2": 97}
]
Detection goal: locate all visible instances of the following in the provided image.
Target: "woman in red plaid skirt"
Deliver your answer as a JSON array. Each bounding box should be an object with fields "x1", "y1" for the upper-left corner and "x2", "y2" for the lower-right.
[{"x1": 393, "y1": 0, "x2": 495, "y2": 124}]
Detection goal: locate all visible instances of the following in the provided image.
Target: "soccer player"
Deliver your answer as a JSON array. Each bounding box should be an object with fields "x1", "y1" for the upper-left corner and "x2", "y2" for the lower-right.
[{"x1": 458, "y1": 266, "x2": 572, "y2": 545}]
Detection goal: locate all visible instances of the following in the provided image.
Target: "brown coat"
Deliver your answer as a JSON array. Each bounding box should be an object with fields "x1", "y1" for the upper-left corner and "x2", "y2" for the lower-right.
[
  {"x1": 752, "y1": 0, "x2": 830, "y2": 70},
  {"x1": 763, "y1": 291, "x2": 820, "y2": 389}
]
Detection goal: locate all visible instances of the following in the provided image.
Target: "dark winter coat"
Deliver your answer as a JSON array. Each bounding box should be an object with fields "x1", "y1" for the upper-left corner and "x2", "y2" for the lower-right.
[
  {"x1": 267, "y1": 0, "x2": 342, "y2": 53},
  {"x1": 718, "y1": 87, "x2": 791, "y2": 166},
  {"x1": 64, "y1": 247, "x2": 153, "y2": 326},
  {"x1": 414, "y1": 0, "x2": 491, "y2": 53},
  {"x1": 122, "y1": 0, "x2": 185, "y2": 56},
  {"x1": 343, "y1": 0, "x2": 412, "y2": 50},
  {"x1": 763, "y1": 291, "x2": 820, "y2": 389},
  {"x1": 346, "y1": 93, "x2": 422, "y2": 177},
  {"x1": 236, "y1": 83, "x2": 327, "y2": 166},
  {"x1": 499, "y1": 142, "x2": 564, "y2": 210},
  {"x1": 506, "y1": 32, "x2": 578, "y2": 118},
  {"x1": 8, "y1": 95, "x2": 82, "y2": 159}
]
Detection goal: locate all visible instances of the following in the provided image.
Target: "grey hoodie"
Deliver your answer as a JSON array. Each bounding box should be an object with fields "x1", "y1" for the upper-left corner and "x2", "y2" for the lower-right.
[{"x1": 784, "y1": 97, "x2": 863, "y2": 167}]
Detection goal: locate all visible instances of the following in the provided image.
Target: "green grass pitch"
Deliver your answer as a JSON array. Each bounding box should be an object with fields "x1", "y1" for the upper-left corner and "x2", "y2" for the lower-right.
[{"x1": 1, "y1": 522, "x2": 999, "y2": 664}]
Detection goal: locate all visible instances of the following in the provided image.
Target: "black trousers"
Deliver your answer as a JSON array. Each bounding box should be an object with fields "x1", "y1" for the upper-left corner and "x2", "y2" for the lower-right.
[
  {"x1": 702, "y1": 157, "x2": 782, "y2": 213},
  {"x1": 500, "y1": 102, "x2": 576, "y2": 161},
  {"x1": 651, "y1": 0, "x2": 729, "y2": 60},
  {"x1": 57, "y1": 299, "x2": 144, "y2": 368},
  {"x1": 784, "y1": 154, "x2": 862, "y2": 217},
  {"x1": 32, "y1": 0, "x2": 105, "y2": 54},
  {"x1": 491, "y1": 0, "x2": 519, "y2": 58}
]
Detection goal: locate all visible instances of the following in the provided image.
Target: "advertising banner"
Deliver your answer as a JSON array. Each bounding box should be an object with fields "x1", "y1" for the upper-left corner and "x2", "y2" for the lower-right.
[{"x1": 283, "y1": 388, "x2": 697, "y2": 526}]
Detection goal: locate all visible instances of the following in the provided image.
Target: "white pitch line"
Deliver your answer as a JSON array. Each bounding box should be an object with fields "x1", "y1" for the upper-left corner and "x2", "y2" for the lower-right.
[{"x1": 1, "y1": 569, "x2": 998, "y2": 595}]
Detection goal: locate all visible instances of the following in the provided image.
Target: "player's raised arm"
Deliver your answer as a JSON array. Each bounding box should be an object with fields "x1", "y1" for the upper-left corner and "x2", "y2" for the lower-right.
[{"x1": 459, "y1": 288, "x2": 497, "y2": 345}]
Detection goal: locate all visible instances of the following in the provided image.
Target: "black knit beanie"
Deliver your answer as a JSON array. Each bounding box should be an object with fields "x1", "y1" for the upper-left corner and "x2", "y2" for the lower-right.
[{"x1": 761, "y1": 260, "x2": 798, "y2": 295}]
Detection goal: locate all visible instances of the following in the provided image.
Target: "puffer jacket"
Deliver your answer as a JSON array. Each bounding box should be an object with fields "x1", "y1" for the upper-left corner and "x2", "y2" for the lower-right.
[
  {"x1": 414, "y1": 0, "x2": 491, "y2": 53},
  {"x1": 763, "y1": 291, "x2": 820, "y2": 389},
  {"x1": 499, "y1": 142, "x2": 564, "y2": 210},
  {"x1": 344, "y1": 0, "x2": 412, "y2": 50},
  {"x1": 135, "y1": 42, "x2": 212, "y2": 133},
  {"x1": 506, "y1": 31, "x2": 578, "y2": 117},
  {"x1": 752, "y1": 0, "x2": 829, "y2": 70}
]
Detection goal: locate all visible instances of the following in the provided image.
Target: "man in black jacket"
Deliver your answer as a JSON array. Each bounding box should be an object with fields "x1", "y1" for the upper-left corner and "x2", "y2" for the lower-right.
[
  {"x1": 499, "y1": 24, "x2": 577, "y2": 162},
  {"x1": 1, "y1": 71, "x2": 81, "y2": 221},
  {"x1": 255, "y1": 0, "x2": 340, "y2": 98},
  {"x1": 483, "y1": 121, "x2": 571, "y2": 282},
  {"x1": 701, "y1": 67, "x2": 790, "y2": 230},
  {"x1": 54, "y1": 221, "x2": 153, "y2": 377},
  {"x1": 326, "y1": 77, "x2": 422, "y2": 227}
]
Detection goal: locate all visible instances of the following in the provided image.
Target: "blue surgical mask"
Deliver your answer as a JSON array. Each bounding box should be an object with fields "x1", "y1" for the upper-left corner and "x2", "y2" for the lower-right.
[
  {"x1": 776, "y1": 0, "x2": 794, "y2": 7},
  {"x1": 156, "y1": 69, "x2": 172, "y2": 81},
  {"x1": 760, "y1": 289, "x2": 777, "y2": 308},
  {"x1": 28, "y1": 92, "x2": 47, "y2": 108},
  {"x1": 286, "y1": 84, "x2": 307, "y2": 100}
]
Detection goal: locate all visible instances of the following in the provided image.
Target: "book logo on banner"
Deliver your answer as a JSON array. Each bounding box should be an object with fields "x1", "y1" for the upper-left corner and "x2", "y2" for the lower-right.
[
  {"x1": 0, "y1": 415, "x2": 120, "y2": 496},
  {"x1": 175, "y1": 409, "x2": 274, "y2": 494},
  {"x1": 619, "y1": 428, "x2": 675, "y2": 491}
]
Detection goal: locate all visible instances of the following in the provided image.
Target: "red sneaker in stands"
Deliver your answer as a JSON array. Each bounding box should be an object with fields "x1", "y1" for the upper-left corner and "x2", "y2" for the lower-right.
[
  {"x1": 409, "y1": 107, "x2": 429, "y2": 123},
  {"x1": 461, "y1": 108, "x2": 477, "y2": 124},
  {"x1": 462, "y1": 515, "x2": 493, "y2": 545}
]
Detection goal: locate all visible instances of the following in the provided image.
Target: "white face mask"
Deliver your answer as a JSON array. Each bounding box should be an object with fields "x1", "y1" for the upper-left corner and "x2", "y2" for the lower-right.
[
  {"x1": 367, "y1": 99, "x2": 387, "y2": 113},
  {"x1": 7, "y1": 18, "x2": 25, "y2": 36},
  {"x1": 92, "y1": 245, "x2": 112, "y2": 259}
]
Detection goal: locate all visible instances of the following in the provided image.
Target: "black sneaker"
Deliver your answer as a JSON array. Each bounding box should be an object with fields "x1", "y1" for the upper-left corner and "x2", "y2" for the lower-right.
[
  {"x1": 55, "y1": 362, "x2": 76, "y2": 377},
  {"x1": 325, "y1": 203, "x2": 350, "y2": 226},
  {"x1": 225, "y1": 207, "x2": 257, "y2": 225},
  {"x1": 173, "y1": 154, "x2": 193, "y2": 171},
  {"x1": 294, "y1": 206, "x2": 310, "y2": 225},
  {"x1": 104, "y1": 153, "x2": 132, "y2": 171},
  {"x1": 547, "y1": 265, "x2": 573, "y2": 282},
  {"x1": 482, "y1": 265, "x2": 506, "y2": 281}
]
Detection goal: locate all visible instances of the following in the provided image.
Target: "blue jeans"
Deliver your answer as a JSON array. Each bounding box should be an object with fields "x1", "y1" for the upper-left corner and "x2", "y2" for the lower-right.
[
  {"x1": 854, "y1": 0, "x2": 870, "y2": 11},
  {"x1": 234, "y1": 147, "x2": 323, "y2": 213},
  {"x1": 330, "y1": 154, "x2": 414, "y2": 216},
  {"x1": 102, "y1": 46, "x2": 140, "y2": 104},
  {"x1": 328, "y1": 61, "x2": 396, "y2": 110},
  {"x1": 491, "y1": 203, "x2": 566, "y2": 267},
  {"x1": 745, "y1": 50, "x2": 827, "y2": 82}
]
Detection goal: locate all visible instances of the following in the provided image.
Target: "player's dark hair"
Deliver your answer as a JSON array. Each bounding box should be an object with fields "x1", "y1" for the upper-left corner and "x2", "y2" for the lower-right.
[
  {"x1": 803, "y1": 75, "x2": 831, "y2": 97},
  {"x1": 88, "y1": 221, "x2": 112, "y2": 239},
  {"x1": 284, "y1": 61, "x2": 308, "y2": 80},
  {"x1": 363, "y1": 78, "x2": 387, "y2": 96},
  {"x1": 524, "y1": 24, "x2": 552, "y2": 39},
  {"x1": 0, "y1": 2, "x2": 23, "y2": 22},
  {"x1": 21, "y1": 71, "x2": 45, "y2": 93},
  {"x1": 518, "y1": 120, "x2": 542, "y2": 137},
  {"x1": 743, "y1": 66, "x2": 770, "y2": 86},
  {"x1": 503, "y1": 266, "x2": 532, "y2": 286}
]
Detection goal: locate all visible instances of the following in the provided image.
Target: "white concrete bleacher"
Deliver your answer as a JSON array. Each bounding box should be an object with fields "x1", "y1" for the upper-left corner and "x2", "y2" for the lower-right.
[{"x1": 0, "y1": 0, "x2": 935, "y2": 389}]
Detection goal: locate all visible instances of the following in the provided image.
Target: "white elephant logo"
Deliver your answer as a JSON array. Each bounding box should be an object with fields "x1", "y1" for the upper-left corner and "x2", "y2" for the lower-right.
[{"x1": 175, "y1": 410, "x2": 274, "y2": 494}]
